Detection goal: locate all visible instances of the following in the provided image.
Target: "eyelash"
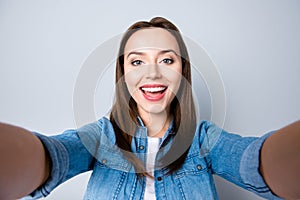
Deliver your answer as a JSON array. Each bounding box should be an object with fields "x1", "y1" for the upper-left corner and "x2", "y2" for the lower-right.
[{"x1": 130, "y1": 58, "x2": 174, "y2": 66}]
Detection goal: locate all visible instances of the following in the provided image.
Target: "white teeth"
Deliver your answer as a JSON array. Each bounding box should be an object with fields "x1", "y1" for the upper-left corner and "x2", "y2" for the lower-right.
[{"x1": 141, "y1": 87, "x2": 166, "y2": 92}]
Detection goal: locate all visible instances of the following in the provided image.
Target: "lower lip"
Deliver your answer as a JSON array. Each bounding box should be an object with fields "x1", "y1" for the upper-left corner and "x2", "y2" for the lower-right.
[{"x1": 141, "y1": 90, "x2": 166, "y2": 101}]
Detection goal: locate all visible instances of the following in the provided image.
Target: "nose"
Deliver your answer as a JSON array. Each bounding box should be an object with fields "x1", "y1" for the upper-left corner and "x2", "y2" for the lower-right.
[{"x1": 145, "y1": 64, "x2": 162, "y2": 80}]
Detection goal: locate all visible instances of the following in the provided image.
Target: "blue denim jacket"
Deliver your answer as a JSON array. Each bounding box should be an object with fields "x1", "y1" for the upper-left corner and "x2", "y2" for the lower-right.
[{"x1": 27, "y1": 117, "x2": 281, "y2": 200}]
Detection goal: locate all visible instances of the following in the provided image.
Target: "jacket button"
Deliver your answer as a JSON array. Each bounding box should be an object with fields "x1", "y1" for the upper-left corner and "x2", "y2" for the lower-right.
[
  {"x1": 102, "y1": 159, "x2": 107, "y2": 164},
  {"x1": 157, "y1": 177, "x2": 162, "y2": 181},
  {"x1": 197, "y1": 165, "x2": 202, "y2": 170},
  {"x1": 139, "y1": 145, "x2": 145, "y2": 150}
]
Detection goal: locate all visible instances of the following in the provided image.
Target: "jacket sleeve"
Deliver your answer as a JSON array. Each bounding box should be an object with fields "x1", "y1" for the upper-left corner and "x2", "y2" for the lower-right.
[
  {"x1": 200, "y1": 121, "x2": 282, "y2": 200},
  {"x1": 25, "y1": 121, "x2": 102, "y2": 199}
]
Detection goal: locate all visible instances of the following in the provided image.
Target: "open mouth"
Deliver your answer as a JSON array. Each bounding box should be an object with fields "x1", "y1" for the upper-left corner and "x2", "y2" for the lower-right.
[{"x1": 139, "y1": 84, "x2": 167, "y2": 101}]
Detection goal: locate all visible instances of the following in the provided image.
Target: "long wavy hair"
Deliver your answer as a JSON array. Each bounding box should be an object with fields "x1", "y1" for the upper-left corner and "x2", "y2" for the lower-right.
[{"x1": 110, "y1": 17, "x2": 196, "y2": 176}]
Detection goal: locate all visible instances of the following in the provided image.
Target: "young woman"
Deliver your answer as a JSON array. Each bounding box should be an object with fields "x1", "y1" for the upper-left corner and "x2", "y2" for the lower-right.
[{"x1": 0, "y1": 17, "x2": 299, "y2": 200}]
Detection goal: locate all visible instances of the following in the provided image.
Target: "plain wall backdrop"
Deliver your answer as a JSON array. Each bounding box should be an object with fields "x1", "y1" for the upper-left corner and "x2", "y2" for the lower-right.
[{"x1": 1, "y1": 0, "x2": 300, "y2": 199}]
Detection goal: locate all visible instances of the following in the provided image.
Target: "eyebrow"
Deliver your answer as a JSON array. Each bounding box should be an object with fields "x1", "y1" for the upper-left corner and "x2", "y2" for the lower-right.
[{"x1": 126, "y1": 49, "x2": 180, "y2": 59}]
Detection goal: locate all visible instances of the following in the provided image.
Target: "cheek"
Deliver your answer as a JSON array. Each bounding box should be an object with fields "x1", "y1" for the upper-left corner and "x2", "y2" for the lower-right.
[
  {"x1": 169, "y1": 74, "x2": 182, "y2": 95},
  {"x1": 124, "y1": 68, "x2": 141, "y2": 95},
  {"x1": 163, "y1": 65, "x2": 182, "y2": 92}
]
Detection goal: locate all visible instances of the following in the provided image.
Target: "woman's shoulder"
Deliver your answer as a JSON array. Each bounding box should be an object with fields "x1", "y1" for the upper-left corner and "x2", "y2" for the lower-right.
[
  {"x1": 196, "y1": 120, "x2": 224, "y2": 139},
  {"x1": 194, "y1": 120, "x2": 224, "y2": 153}
]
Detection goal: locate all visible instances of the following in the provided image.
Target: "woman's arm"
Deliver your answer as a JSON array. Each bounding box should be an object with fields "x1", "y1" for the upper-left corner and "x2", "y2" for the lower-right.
[
  {"x1": 260, "y1": 120, "x2": 300, "y2": 199},
  {"x1": 0, "y1": 122, "x2": 50, "y2": 200}
]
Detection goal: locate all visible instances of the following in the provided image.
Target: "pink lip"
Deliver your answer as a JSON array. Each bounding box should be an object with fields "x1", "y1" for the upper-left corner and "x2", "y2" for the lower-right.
[{"x1": 140, "y1": 84, "x2": 167, "y2": 101}]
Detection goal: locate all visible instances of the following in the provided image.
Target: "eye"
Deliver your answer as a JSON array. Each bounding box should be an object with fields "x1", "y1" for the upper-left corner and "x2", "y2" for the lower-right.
[
  {"x1": 161, "y1": 58, "x2": 174, "y2": 64},
  {"x1": 131, "y1": 60, "x2": 143, "y2": 66}
]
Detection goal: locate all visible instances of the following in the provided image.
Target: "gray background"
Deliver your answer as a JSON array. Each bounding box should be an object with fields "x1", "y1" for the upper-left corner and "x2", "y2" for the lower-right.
[{"x1": 1, "y1": 0, "x2": 300, "y2": 199}]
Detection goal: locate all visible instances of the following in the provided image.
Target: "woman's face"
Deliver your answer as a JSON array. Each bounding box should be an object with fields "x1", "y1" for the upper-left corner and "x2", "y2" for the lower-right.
[{"x1": 123, "y1": 28, "x2": 182, "y2": 117}]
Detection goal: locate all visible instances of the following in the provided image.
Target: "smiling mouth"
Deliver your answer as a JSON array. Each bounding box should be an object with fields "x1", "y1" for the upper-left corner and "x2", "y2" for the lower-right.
[{"x1": 139, "y1": 85, "x2": 167, "y2": 101}]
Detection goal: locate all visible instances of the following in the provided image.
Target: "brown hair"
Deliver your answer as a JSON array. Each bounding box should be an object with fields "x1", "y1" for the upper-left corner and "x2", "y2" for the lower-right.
[{"x1": 110, "y1": 17, "x2": 196, "y2": 176}]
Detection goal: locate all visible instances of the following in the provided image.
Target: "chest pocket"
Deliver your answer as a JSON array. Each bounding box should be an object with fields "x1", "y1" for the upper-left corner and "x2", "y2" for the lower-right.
[
  {"x1": 86, "y1": 160, "x2": 140, "y2": 200},
  {"x1": 175, "y1": 154, "x2": 209, "y2": 178},
  {"x1": 172, "y1": 155, "x2": 216, "y2": 199},
  {"x1": 95, "y1": 143, "x2": 133, "y2": 172}
]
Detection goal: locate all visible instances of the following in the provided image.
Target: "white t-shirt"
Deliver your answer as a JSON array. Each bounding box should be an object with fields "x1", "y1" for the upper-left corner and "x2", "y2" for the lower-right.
[{"x1": 144, "y1": 137, "x2": 161, "y2": 200}]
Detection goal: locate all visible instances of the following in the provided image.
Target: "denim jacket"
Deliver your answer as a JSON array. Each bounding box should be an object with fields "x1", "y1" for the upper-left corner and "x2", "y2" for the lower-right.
[{"x1": 27, "y1": 117, "x2": 281, "y2": 200}]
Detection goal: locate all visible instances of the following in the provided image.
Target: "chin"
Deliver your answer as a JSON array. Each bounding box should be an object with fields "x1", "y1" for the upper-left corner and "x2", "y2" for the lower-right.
[{"x1": 138, "y1": 103, "x2": 169, "y2": 115}]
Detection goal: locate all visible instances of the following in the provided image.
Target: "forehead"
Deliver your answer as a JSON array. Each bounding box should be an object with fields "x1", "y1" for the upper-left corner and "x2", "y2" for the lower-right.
[{"x1": 124, "y1": 28, "x2": 180, "y2": 54}]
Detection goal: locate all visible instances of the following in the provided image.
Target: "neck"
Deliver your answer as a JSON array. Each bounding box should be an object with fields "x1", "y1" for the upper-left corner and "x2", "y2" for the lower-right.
[{"x1": 138, "y1": 108, "x2": 172, "y2": 138}]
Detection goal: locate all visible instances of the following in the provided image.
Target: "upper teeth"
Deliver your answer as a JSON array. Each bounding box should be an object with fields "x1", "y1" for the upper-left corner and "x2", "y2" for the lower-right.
[{"x1": 141, "y1": 87, "x2": 166, "y2": 92}]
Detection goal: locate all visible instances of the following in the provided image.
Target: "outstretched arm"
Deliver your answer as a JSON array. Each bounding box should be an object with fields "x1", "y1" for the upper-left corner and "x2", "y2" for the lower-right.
[
  {"x1": 260, "y1": 120, "x2": 300, "y2": 200},
  {"x1": 0, "y1": 123, "x2": 50, "y2": 200}
]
